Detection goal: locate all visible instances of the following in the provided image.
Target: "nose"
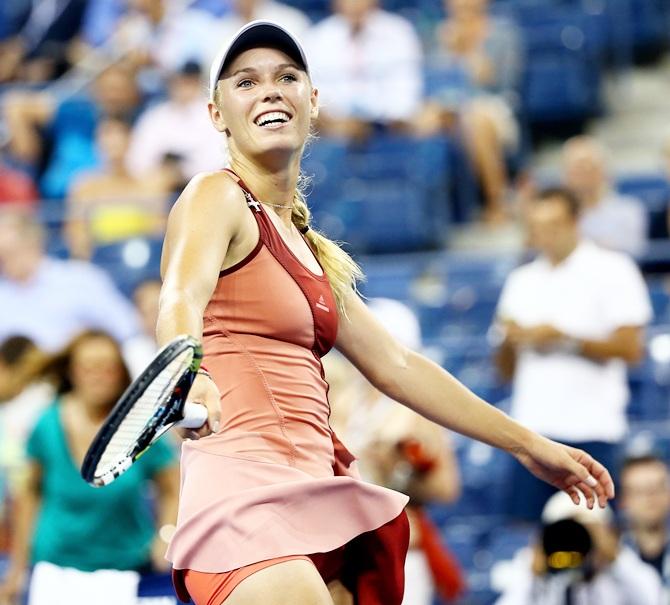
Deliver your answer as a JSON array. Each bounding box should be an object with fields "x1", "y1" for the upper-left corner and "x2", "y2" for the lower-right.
[{"x1": 261, "y1": 85, "x2": 283, "y2": 103}]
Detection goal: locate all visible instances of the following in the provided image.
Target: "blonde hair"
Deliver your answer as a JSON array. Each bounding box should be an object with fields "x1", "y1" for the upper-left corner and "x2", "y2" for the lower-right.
[{"x1": 291, "y1": 179, "x2": 363, "y2": 313}]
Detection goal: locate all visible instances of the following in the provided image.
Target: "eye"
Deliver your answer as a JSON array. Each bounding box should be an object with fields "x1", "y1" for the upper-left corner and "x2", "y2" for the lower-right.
[
  {"x1": 236, "y1": 79, "x2": 253, "y2": 88},
  {"x1": 279, "y1": 73, "x2": 297, "y2": 83}
]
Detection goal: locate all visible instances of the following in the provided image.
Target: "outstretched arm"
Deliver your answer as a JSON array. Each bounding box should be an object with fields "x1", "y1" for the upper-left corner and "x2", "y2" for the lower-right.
[
  {"x1": 335, "y1": 292, "x2": 614, "y2": 508},
  {"x1": 156, "y1": 172, "x2": 247, "y2": 435}
]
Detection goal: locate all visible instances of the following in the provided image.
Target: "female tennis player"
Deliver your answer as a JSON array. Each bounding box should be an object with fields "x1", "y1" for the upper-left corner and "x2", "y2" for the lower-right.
[{"x1": 156, "y1": 20, "x2": 614, "y2": 605}]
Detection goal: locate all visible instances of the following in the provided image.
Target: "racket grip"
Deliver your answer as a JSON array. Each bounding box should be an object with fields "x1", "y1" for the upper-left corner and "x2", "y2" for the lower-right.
[{"x1": 178, "y1": 402, "x2": 209, "y2": 429}]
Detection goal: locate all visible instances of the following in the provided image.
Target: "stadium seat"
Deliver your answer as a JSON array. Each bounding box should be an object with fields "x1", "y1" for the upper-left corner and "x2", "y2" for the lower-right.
[
  {"x1": 617, "y1": 174, "x2": 670, "y2": 240},
  {"x1": 91, "y1": 237, "x2": 163, "y2": 297},
  {"x1": 305, "y1": 136, "x2": 452, "y2": 252},
  {"x1": 515, "y1": 5, "x2": 604, "y2": 123}
]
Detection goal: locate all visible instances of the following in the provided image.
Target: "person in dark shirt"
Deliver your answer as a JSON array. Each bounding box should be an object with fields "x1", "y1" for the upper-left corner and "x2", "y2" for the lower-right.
[{"x1": 620, "y1": 455, "x2": 670, "y2": 589}]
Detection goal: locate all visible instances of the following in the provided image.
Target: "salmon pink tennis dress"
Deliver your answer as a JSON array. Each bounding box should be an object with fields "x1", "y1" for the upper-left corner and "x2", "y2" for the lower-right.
[{"x1": 167, "y1": 171, "x2": 410, "y2": 604}]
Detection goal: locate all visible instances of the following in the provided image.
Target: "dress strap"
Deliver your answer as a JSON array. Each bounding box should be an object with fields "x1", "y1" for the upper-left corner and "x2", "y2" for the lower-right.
[{"x1": 222, "y1": 168, "x2": 263, "y2": 214}]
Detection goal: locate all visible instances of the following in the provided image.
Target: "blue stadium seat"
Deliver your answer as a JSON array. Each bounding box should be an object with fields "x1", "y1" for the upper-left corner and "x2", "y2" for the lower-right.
[
  {"x1": 617, "y1": 174, "x2": 670, "y2": 240},
  {"x1": 486, "y1": 524, "x2": 535, "y2": 562},
  {"x1": 647, "y1": 280, "x2": 670, "y2": 323},
  {"x1": 91, "y1": 237, "x2": 163, "y2": 297},
  {"x1": 515, "y1": 5, "x2": 604, "y2": 122},
  {"x1": 305, "y1": 136, "x2": 452, "y2": 252}
]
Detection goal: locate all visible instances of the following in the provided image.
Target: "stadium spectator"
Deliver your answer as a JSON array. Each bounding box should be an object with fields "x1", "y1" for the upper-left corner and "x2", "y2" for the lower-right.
[
  {"x1": 125, "y1": 61, "x2": 227, "y2": 190},
  {"x1": 620, "y1": 455, "x2": 670, "y2": 591},
  {"x1": 3, "y1": 63, "x2": 142, "y2": 200},
  {"x1": 77, "y1": 0, "x2": 222, "y2": 76},
  {"x1": 0, "y1": 336, "x2": 52, "y2": 555},
  {"x1": 563, "y1": 136, "x2": 648, "y2": 256},
  {"x1": 0, "y1": 0, "x2": 87, "y2": 83},
  {"x1": 414, "y1": 0, "x2": 523, "y2": 224},
  {"x1": 327, "y1": 299, "x2": 464, "y2": 605},
  {"x1": 494, "y1": 491, "x2": 663, "y2": 604},
  {"x1": 0, "y1": 209, "x2": 141, "y2": 352},
  {"x1": 0, "y1": 330, "x2": 179, "y2": 605},
  {"x1": 123, "y1": 278, "x2": 162, "y2": 378},
  {"x1": 65, "y1": 116, "x2": 168, "y2": 260},
  {"x1": 305, "y1": 0, "x2": 423, "y2": 140},
  {"x1": 76, "y1": 0, "x2": 232, "y2": 54},
  {"x1": 495, "y1": 187, "x2": 652, "y2": 520}
]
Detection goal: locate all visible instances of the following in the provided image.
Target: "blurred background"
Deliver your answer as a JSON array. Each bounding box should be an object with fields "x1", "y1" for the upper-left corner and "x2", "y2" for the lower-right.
[{"x1": 1, "y1": 0, "x2": 670, "y2": 603}]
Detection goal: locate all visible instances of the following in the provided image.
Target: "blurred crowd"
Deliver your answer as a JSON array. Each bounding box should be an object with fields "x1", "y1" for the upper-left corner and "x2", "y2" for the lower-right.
[{"x1": 1, "y1": 0, "x2": 670, "y2": 604}]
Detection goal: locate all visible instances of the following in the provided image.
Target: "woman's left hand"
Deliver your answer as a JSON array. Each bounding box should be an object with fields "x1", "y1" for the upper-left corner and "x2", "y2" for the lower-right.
[{"x1": 513, "y1": 435, "x2": 615, "y2": 509}]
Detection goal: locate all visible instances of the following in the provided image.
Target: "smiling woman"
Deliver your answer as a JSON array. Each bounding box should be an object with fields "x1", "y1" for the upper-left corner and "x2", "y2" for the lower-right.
[{"x1": 153, "y1": 19, "x2": 615, "y2": 605}]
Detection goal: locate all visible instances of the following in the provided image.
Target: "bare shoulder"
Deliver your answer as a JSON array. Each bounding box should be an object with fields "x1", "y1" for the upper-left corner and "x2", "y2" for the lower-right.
[
  {"x1": 169, "y1": 171, "x2": 247, "y2": 226},
  {"x1": 161, "y1": 171, "x2": 249, "y2": 277}
]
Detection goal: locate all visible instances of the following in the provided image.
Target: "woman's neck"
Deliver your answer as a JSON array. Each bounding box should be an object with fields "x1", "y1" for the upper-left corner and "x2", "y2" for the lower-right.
[
  {"x1": 230, "y1": 155, "x2": 299, "y2": 225},
  {"x1": 65, "y1": 392, "x2": 111, "y2": 424}
]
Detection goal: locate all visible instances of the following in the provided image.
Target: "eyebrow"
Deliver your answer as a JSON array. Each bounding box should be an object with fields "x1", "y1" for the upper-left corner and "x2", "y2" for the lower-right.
[{"x1": 226, "y1": 63, "x2": 302, "y2": 79}]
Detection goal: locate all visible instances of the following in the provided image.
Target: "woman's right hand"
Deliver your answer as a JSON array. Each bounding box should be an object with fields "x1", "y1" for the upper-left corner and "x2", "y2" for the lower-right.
[
  {"x1": 0, "y1": 567, "x2": 24, "y2": 605},
  {"x1": 182, "y1": 373, "x2": 222, "y2": 439}
]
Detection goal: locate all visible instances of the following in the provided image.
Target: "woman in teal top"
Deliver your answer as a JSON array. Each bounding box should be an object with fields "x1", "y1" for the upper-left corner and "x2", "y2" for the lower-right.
[{"x1": 0, "y1": 330, "x2": 179, "y2": 605}]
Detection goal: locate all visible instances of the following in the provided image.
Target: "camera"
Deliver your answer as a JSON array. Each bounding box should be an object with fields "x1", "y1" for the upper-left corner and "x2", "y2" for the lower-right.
[{"x1": 542, "y1": 518, "x2": 593, "y2": 581}]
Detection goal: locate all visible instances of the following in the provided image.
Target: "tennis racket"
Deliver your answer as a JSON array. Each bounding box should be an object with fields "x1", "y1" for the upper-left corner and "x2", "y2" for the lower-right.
[{"x1": 81, "y1": 335, "x2": 209, "y2": 487}]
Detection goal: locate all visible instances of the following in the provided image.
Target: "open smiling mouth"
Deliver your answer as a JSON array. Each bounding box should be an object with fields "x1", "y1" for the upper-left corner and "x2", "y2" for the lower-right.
[{"x1": 254, "y1": 111, "x2": 292, "y2": 129}]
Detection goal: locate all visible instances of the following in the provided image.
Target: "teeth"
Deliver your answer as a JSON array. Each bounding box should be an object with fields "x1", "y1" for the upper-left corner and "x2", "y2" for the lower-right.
[{"x1": 255, "y1": 111, "x2": 290, "y2": 126}]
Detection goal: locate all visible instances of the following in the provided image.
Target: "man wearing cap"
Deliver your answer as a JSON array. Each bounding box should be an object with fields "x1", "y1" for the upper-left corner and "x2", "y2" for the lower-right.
[{"x1": 494, "y1": 491, "x2": 663, "y2": 604}]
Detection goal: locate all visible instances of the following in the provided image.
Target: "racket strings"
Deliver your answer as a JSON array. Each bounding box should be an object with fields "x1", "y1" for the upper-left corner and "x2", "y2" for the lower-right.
[{"x1": 96, "y1": 350, "x2": 193, "y2": 476}]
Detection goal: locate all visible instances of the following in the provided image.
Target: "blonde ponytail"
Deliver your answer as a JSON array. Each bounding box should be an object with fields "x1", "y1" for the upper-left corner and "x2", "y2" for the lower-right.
[{"x1": 291, "y1": 179, "x2": 363, "y2": 313}]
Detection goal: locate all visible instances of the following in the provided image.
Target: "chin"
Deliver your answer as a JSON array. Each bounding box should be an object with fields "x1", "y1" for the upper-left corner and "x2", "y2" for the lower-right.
[{"x1": 253, "y1": 140, "x2": 303, "y2": 161}]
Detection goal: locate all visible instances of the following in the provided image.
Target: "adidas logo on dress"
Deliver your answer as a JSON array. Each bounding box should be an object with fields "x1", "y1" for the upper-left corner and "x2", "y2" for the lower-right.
[{"x1": 316, "y1": 295, "x2": 330, "y2": 312}]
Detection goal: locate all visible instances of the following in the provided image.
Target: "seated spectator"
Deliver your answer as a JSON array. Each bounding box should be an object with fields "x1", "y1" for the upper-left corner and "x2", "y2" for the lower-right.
[
  {"x1": 75, "y1": 0, "x2": 232, "y2": 53},
  {"x1": 4, "y1": 63, "x2": 142, "y2": 200},
  {"x1": 0, "y1": 0, "x2": 87, "y2": 83},
  {"x1": 209, "y1": 0, "x2": 311, "y2": 70},
  {"x1": 494, "y1": 491, "x2": 663, "y2": 604},
  {"x1": 0, "y1": 336, "x2": 53, "y2": 554},
  {"x1": 125, "y1": 61, "x2": 227, "y2": 191},
  {"x1": 305, "y1": 0, "x2": 423, "y2": 140},
  {"x1": 66, "y1": 116, "x2": 168, "y2": 259},
  {"x1": 620, "y1": 455, "x2": 670, "y2": 591},
  {"x1": 0, "y1": 330, "x2": 179, "y2": 605},
  {"x1": 414, "y1": 0, "x2": 523, "y2": 224},
  {"x1": 326, "y1": 298, "x2": 464, "y2": 605},
  {"x1": 495, "y1": 187, "x2": 651, "y2": 521},
  {"x1": 123, "y1": 277, "x2": 161, "y2": 378},
  {"x1": 0, "y1": 208, "x2": 141, "y2": 352},
  {"x1": 75, "y1": 0, "x2": 222, "y2": 77},
  {"x1": 563, "y1": 136, "x2": 648, "y2": 256}
]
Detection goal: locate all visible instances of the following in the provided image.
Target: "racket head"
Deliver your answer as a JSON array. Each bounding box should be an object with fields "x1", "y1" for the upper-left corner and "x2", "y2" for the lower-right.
[{"x1": 81, "y1": 335, "x2": 202, "y2": 486}]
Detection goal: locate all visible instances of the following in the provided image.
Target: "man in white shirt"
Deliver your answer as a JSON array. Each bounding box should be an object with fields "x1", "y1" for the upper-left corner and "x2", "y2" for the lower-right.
[
  {"x1": 495, "y1": 187, "x2": 652, "y2": 520},
  {"x1": 304, "y1": 0, "x2": 423, "y2": 139},
  {"x1": 563, "y1": 136, "x2": 648, "y2": 256}
]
